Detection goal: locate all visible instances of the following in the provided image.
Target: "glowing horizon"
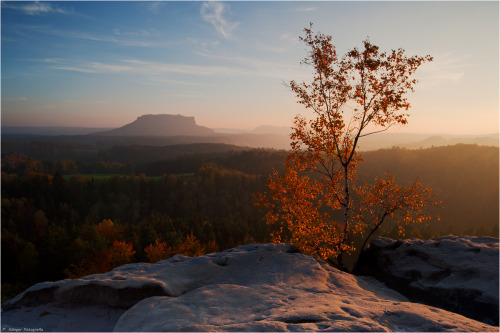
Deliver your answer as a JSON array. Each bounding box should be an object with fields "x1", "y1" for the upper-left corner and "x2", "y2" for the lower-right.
[{"x1": 2, "y1": 1, "x2": 498, "y2": 135}]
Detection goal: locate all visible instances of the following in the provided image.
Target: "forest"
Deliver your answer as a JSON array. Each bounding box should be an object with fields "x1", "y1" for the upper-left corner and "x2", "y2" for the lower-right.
[{"x1": 1, "y1": 141, "x2": 498, "y2": 301}]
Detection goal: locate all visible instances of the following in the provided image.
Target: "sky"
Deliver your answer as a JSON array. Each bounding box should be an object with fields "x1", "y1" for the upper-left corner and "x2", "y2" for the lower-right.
[{"x1": 1, "y1": 1, "x2": 499, "y2": 135}]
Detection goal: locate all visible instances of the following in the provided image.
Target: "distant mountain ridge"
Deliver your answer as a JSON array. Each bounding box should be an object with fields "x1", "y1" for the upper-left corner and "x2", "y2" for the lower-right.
[
  {"x1": 2, "y1": 114, "x2": 498, "y2": 150},
  {"x1": 358, "y1": 133, "x2": 499, "y2": 151},
  {"x1": 95, "y1": 114, "x2": 214, "y2": 137},
  {"x1": 251, "y1": 125, "x2": 292, "y2": 135},
  {"x1": 1, "y1": 126, "x2": 114, "y2": 136}
]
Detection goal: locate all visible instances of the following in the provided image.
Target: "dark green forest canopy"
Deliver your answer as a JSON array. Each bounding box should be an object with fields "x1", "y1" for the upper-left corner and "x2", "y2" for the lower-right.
[{"x1": 1, "y1": 143, "x2": 498, "y2": 301}]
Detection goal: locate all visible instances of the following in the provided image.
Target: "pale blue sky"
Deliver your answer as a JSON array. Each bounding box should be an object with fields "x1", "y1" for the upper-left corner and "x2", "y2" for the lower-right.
[{"x1": 1, "y1": 1, "x2": 498, "y2": 134}]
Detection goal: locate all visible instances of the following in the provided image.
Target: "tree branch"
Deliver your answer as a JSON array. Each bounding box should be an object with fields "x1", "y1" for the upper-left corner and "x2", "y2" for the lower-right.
[{"x1": 358, "y1": 123, "x2": 394, "y2": 138}]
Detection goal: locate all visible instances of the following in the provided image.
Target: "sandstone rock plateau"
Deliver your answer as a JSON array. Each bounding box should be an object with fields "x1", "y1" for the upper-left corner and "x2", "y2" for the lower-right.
[
  {"x1": 2, "y1": 242, "x2": 498, "y2": 332},
  {"x1": 355, "y1": 235, "x2": 499, "y2": 326}
]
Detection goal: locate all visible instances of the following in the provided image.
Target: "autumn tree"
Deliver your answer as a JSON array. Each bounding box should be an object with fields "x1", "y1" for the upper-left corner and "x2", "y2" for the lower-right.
[
  {"x1": 175, "y1": 231, "x2": 205, "y2": 257},
  {"x1": 64, "y1": 219, "x2": 135, "y2": 278},
  {"x1": 257, "y1": 25, "x2": 440, "y2": 270},
  {"x1": 144, "y1": 238, "x2": 170, "y2": 263},
  {"x1": 144, "y1": 233, "x2": 205, "y2": 264}
]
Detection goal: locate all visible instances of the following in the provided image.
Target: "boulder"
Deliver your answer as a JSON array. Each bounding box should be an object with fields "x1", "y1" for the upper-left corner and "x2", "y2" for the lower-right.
[
  {"x1": 355, "y1": 235, "x2": 499, "y2": 325},
  {"x1": 2, "y1": 243, "x2": 497, "y2": 332}
]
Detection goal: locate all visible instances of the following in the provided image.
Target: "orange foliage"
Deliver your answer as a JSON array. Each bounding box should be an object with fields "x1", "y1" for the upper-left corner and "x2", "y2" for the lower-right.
[
  {"x1": 257, "y1": 24, "x2": 439, "y2": 271},
  {"x1": 351, "y1": 174, "x2": 440, "y2": 270},
  {"x1": 107, "y1": 240, "x2": 136, "y2": 267},
  {"x1": 144, "y1": 232, "x2": 205, "y2": 263},
  {"x1": 64, "y1": 219, "x2": 135, "y2": 278},
  {"x1": 144, "y1": 238, "x2": 170, "y2": 263},
  {"x1": 95, "y1": 219, "x2": 124, "y2": 241},
  {"x1": 64, "y1": 240, "x2": 136, "y2": 279},
  {"x1": 176, "y1": 232, "x2": 205, "y2": 257}
]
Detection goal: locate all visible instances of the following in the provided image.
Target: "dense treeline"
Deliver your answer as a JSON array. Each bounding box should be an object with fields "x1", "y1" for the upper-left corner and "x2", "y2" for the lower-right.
[
  {"x1": 137, "y1": 149, "x2": 288, "y2": 176},
  {"x1": 1, "y1": 143, "x2": 288, "y2": 177},
  {"x1": 1, "y1": 152, "x2": 131, "y2": 176},
  {"x1": 97, "y1": 143, "x2": 250, "y2": 165},
  {"x1": 358, "y1": 144, "x2": 499, "y2": 235},
  {"x1": 1, "y1": 143, "x2": 498, "y2": 302},
  {"x1": 1, "y1": 164, "x2": 270, "y2": 301}
]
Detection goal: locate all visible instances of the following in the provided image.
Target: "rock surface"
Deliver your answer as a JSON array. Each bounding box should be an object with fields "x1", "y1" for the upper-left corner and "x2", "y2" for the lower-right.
[
  {"x1": 2, "y1": 243, "x2": 498, "y2": 332},
  {"x1": 355, "y1": 235, "x2": 499, "y2": 326}
]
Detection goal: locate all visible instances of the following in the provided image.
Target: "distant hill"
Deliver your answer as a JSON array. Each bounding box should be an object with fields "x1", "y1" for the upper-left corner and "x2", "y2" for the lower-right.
[
  {"x1": 213, "y1": 125, "x2": 292, "y2": 136},
  {"x1": 401, "y1": 135, "x2": 499, "y2": 149},
  {"x1": 1, "y1": 126, "x2": 114, "y2": 136},
  {"x1": 95, "y1": 114, "x2": 214, "y2": 137},
  {"x1": 251, "y1": 125, "x2": 292, "y2": 136},
  {"x1": 357, "y1": 133, "x2": 499, "y2": 151}
]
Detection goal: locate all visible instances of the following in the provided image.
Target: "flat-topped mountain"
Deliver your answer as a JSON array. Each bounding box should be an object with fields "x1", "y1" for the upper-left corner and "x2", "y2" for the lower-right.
[{"x1": 95, "y1": 114, "x2": 214, "y2": 137}]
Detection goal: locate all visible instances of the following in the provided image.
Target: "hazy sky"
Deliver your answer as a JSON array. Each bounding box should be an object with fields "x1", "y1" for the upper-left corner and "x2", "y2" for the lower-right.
[{"x1": 2, "y1": 1, "x2": 498, "y2": 134}]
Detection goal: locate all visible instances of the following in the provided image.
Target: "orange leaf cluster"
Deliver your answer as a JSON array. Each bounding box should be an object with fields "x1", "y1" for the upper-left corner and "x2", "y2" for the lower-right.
[
  {"x1": 64, "y1": 219, "x2": 135, "y2": 278},
  {"x1": 65, "y1": 239, "x2": 135, "y2": 279},
  {"x1": 144, "y1": 232, "x2": 205, "y2": 263}
]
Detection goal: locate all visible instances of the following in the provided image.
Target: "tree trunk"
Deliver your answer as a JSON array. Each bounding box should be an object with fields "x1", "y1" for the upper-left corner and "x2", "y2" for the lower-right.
[
  {"x1": 352, "y1": 214, "x2": 387, "y2": 273},
  {"x1": 342, "y1": 166, "x2": 350, "y2": 245},
  {"x1": 337, "y1": 166, "x2": 350, "y2": 271},
  {"x1": 336, "y1": 252, "x2": 345, "y2": 271}
]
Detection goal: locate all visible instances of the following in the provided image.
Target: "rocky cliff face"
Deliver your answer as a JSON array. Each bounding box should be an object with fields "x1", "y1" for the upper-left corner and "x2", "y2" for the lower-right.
[
  {"x1": 355, "y1": 235, "x2": 499, "y2": 326},
  {"x1": 96, "y1": 114, "x2": 215, "y2": 137},
  {"x1": 2, "y1": 242, "x2": 498, "y2": 332}
]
